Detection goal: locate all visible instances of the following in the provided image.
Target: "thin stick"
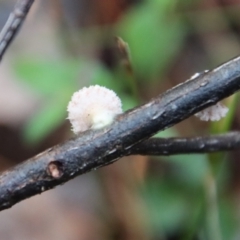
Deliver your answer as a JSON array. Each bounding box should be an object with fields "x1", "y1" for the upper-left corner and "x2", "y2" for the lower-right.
[
  {"x1": 128, "y1": 132, "x2": 240, "y2": 156},
  {"x1": 0, "y1": 0, "x2": 35, "y2": 61}
]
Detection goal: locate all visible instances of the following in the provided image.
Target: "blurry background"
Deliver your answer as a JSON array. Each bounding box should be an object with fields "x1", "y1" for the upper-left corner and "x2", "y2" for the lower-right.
[{"x1": 0, "y1": 0, "x2": 240, "y2": 239}]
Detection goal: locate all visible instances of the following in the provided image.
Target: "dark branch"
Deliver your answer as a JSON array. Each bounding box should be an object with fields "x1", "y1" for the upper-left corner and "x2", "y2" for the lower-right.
[
  {"x1": 128, "y1": 132, "x2": 240, "y2": 156},
  {"x1": 0, "y1": 0, "x2": 34, "y2": 61},
  {"x1": 0, "y1": 56, "x2": 240, "y2": 210}
]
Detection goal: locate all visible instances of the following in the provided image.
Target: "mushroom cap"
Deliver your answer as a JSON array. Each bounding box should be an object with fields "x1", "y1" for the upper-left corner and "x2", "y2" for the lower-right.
[
  {"x1": 67, "y1": 85, "x2": 123, "y2": 134},
  {"x1": 195, "y1": 102, "x2": 228, "y2": 121}
]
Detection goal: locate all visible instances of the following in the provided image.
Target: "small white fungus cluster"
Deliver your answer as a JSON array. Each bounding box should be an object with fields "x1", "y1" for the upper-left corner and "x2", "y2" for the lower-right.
[
  {"x1": 194, "y1": 102, "x2": 228, "y2": 121},
  {"x1": 67, "y1": 85, "x2": 123, "y2": 134}
]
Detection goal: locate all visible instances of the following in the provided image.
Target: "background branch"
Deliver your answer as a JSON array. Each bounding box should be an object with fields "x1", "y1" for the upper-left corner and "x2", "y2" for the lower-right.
[
  {"x1": 0, "y1": 56, "x2": 240, "y2": 210},
  {"x1": 128, "y1": 131, "x2": 240, "y2": 156},
  {"x1": 0, "y1": 0, "x2": 34, "y2": 61}
]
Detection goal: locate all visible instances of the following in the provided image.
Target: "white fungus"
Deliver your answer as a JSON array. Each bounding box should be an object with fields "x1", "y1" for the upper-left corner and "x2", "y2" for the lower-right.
[
  {"x1": 67, "y1": 85, "x2": 123, "y2": 134},
  {"x1": 194, "y1": 102, "x2": 228, "y2": 121}
]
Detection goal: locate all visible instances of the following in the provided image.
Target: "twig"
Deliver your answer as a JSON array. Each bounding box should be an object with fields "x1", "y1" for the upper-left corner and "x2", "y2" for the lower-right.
[
  {"x1": 0, "y1": 56, "x2": 240, "y2": 210},
  {"x1": 115, "y1": 36, "x2": 140, "y2": 102},
  {"x1": 0, "y1": 0, "x2": 35, "y2": 61},
  {"x1": 128, "y1": 132, "x2": 240, "y2": 156}
]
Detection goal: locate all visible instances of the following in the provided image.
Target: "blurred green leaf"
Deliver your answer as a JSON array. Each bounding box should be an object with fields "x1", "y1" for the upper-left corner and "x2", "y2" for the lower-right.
[
  {"x1": 23, "y1": 97, "x2": 68, "y2": 144},
  {"x1": 14, "y1": 57, "x2": 81, "y2": 143},
  {"x1": 154, "y1": 128, "x2": 208, "y2": 187},
  {"x1": 118, "y1": 0, "x2": 187, "y2": 79},
  {"x1": 14, "y1": 58, "x2": 80, "y2": 96},
  {"x1": 23, "y1": 81, "x2": 75, "y2": 144},
  {"x1": 219, "y1": 198, "x2": 238, "y2": 240},
  {"x1": 167, "y1": 154, "x2": 208, "y2": 187},
  {"x1": 142, "y1": 178, "x2": 203, "y2": 236}
]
